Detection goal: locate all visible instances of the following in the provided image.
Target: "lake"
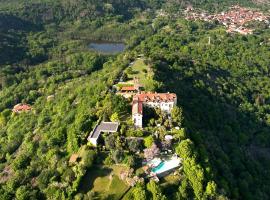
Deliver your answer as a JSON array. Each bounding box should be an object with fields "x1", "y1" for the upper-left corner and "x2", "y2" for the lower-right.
[{"x1": 88, "y1": 42, "x2": 125, "y2": 54}]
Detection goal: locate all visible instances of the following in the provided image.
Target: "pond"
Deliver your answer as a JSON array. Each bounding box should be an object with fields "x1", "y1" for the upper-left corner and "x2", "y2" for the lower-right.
[{"x1": 88, "y1": 42, "x2": 125, "y2": 54}]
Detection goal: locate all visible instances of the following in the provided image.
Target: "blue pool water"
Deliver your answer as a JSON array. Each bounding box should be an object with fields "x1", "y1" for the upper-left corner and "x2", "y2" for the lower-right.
[
  {"x1": 151, "y1": 157, "x2": 181, "y2": 175},
  {"x1": 152, "y1": 162, "x2": 165, "y2": 173}
]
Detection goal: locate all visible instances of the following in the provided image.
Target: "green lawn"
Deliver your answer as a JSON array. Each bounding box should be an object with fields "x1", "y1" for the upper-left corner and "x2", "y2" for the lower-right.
[
  {"x1": 126, "y1": 58, "x2": 151, "y2": 82},
  {"x1": 124, "y1": 58, "x2": 156, "y2": 91},
  {"x1": 77, "y1": 165, "x2": 130, "y2": 200}
]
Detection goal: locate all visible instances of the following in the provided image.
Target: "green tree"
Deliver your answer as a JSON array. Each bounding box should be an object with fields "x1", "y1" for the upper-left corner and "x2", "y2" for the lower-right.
[
  {"x1": 105, "y1": 134, "x2": 116, "y2": 149},
  {"x1": 124, "y1": 155, "x2": 135, "y2": 168},
  {"x1": 110, "y1": 112, "x2": 120, "y2": 122},
  {"x1": 144, "y1": 135, "x2": 154, "y2": 148},
  {"x1": 112, "y1": 149, "x2": 124, "y2": 164},
  {"x1": 205, "y1": 181, "x2": 217, "y2": 199},
  {"x1": 133, "y1": 185, "x2": 147, "y2": 200},
  {"x1": 15, "y1": 186, "x2": 38, "y2": 200},
  {"x1": 104, "y1": 154, "x2": 114, "y2": 165},
  {"x1": 127, "y1": 139, "x2": 142, "y2": 152},
  {"x1": 176, "y1": 139, "x2": 194, "y2": 160},
  {"x1": 171, "y1": 106, "x2": 184, "y2": 127},
  {"x1": 176, "y1": 178, "x2": 191, "y2": 199},
  {"x1": 81, "y1": 149, "x2": 96, "y2": 169},
  {"x1": 146, "y1": 180, "x2": 167, "y2": 200}
]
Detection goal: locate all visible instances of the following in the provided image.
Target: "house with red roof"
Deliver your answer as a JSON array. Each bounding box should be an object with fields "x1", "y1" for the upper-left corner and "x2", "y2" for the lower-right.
[
  {"x1": 120, "y1": 77, "x2": 142, "y2": 93},
  {"x1": 121, "y1": 86, "x2": 139, "y2": 93},
  {"x1": 12, "y1": 104, "x2": 32, "y2": 113},
  {"x1": 132, "y1": 92, "x2": 177, "y2": 128}
]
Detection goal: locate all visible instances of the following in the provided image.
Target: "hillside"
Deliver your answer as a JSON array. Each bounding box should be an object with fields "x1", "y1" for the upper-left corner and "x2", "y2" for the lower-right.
[
  {"x1": 134, "y1": 20, "x2": 270, "y2": 199},
  {"x1": 0, "y1": 0, "x2": 270, "y2": 200}
]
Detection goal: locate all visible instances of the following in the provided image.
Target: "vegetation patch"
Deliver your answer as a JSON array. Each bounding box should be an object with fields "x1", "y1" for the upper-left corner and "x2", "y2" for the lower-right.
[
  {"x1": 124, "y1": 58, "x2": 158, "y2": 91},
  {"x1": 77, "y1": 165, "x2": 129, "y2": 200}
]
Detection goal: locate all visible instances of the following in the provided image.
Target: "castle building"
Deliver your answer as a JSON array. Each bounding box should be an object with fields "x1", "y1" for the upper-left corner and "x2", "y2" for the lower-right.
[{"x1": 132, "y1": 93, "x2": 177, "y2": 128}]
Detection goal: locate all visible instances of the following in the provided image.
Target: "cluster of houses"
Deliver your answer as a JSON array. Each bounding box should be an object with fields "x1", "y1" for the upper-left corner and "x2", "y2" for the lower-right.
[{"x1": 185, "y1": 5, "x2": 270, "y2": 35}]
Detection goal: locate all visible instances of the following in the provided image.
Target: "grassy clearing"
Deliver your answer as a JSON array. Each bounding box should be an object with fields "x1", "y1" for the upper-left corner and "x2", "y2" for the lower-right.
[
  {"x1": 124, "y1": 58, "x2": 157, "y2": 91},
  {"x1": 126, "y1": 58, "x2": 152, "y2": 82},
  {"x1": 78, "y1": 165, "x2": 129, "y2": 200}
]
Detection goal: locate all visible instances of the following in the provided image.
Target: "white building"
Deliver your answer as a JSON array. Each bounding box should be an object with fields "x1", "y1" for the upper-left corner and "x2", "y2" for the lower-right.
[
  {"x1": 132, "y1": 93, "x2": 177, "y2": 128},
  {"x1": 87, "y1": 122, "x2": 119, "y2": 146}
]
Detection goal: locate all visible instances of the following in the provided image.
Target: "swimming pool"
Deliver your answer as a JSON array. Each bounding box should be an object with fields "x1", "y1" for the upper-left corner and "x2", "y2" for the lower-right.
[
  {"x1": 147, "y1": 158, "x2": 162, "y2": 167},
  {"x1": 151, "y1": 157, "x2": 181, "y2": 175},
  {"x1": 152, "y1": 162, "x2": 165, "y2": 173}
]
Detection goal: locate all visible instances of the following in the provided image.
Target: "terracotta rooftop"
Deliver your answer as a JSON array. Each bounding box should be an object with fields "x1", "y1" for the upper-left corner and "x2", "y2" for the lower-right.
[
  {"x1": 12, "y1": 104, "x2": 32, "y2": 113},
  {"x1": 132, "y1": 93, "x2": 176, "y2": 115},
  {"x1": 132, "y1": 96, "x2": 143, "y2": 114},
  {"x1": 121, "y1": 86, "x2": 136, "y2": 91},
  {"x1": 69, "y1": 154, "x2": 79, "y2": 163},
  {"x1": 134, "y1": 93, "x2": 177, "y2": 103}
]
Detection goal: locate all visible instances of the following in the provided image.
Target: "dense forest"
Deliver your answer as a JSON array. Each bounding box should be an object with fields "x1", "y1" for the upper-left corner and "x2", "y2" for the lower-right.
[
  {"x1": 0, "y1": 0, "x2": 270, "y2": 199},
  {"x1": 134, "y1": 19, "x2": 270, "y2": 199}
]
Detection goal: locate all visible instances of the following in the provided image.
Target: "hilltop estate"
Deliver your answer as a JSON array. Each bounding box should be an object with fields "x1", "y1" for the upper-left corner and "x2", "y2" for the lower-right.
[{"x1": 1, "y1": 1, "x2": 270, "y2": 199}]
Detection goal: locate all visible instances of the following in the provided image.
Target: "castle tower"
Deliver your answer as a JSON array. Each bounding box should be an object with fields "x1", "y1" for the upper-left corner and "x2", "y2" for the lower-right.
[{"x1": 134, "y1": 77, "x2": 140, "y2": 91}]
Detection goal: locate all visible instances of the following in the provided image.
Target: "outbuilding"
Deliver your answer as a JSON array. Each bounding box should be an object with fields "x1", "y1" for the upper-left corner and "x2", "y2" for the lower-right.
[{"x1": 87, "y1": 121, "x2": 119, "y2": 146}]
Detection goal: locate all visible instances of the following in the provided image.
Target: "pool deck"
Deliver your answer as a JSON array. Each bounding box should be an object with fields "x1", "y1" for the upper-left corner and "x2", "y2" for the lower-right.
[{"x1": 150, "y1": 156, "x2": 181, "y2": 177}]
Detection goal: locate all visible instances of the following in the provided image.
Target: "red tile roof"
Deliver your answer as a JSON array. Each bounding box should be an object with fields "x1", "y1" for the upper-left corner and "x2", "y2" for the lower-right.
[
  {"x1": 12, "y1": 104, "x2": 31, "y2": 113},
  {"x1": 132, "y1": 96, "x2": 143, "y2": 114},
  {"x1": 121, "y1": 86, "x2": 136, "y2": 91},
  {"x1": 134, "y1": 93, "x2": 177, "y2": 103},
  {"x1": 69, "y1": 154, "x2": 79, "y2": 163},
  {"x1": 132, "y1": 93, "x2": 177, "y2": 115}
]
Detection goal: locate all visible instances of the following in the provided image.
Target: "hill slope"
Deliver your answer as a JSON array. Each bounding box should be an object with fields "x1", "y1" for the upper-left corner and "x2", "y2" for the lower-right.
[{"x1": 0, "y1": 1, "x2": 270, "y2": 200}]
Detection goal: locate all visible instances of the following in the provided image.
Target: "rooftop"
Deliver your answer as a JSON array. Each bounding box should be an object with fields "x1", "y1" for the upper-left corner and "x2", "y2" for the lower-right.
[
  {"x1": 134, "y1": 93, "x2": 177, "y2": 103},
  {"x1": 132, "y1": 97, "x2": 143, "y2": 114},
  {"x1": 132, "y1": 93, "x2": 177, "y2": 115},
  {"x1": 12, "y1": 103, "x2": 32, "y2": 113},
  {"x1": 69, "y1": 154, "x2": 79, "y2": 163},
  {"x1": 121, "y1": 86, "x2": 137, "y2": 91},
  {"x1": 88, "y1": 122, "x2": 119, "y2": 140}
]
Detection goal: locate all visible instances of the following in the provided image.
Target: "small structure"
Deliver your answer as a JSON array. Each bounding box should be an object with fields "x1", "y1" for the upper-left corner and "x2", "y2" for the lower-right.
[
  {"x1": 12, "y1": 103, "x2": 31, "y2": 113},
  {"x1": 120, "y1": 86, "x2": 139, "y2": 93},
  {"x1": 118, "y1": 77, "x2": 142, "y2": 98},
  {"x1": 69, "y1": 154, "x2": 79, "y2": 164},
  {"x1": 87, "y1": 122, "x2": 119, "y2": 146},
  {"x1": 165, "y1": 135, "x2": 173, "y2": 141},
  {"x1": 47, "y1": 95, "x2": 55, "y2": 101},
  {"x1": 132, "y1": 93, "x2": 177, "y2": 128}
]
